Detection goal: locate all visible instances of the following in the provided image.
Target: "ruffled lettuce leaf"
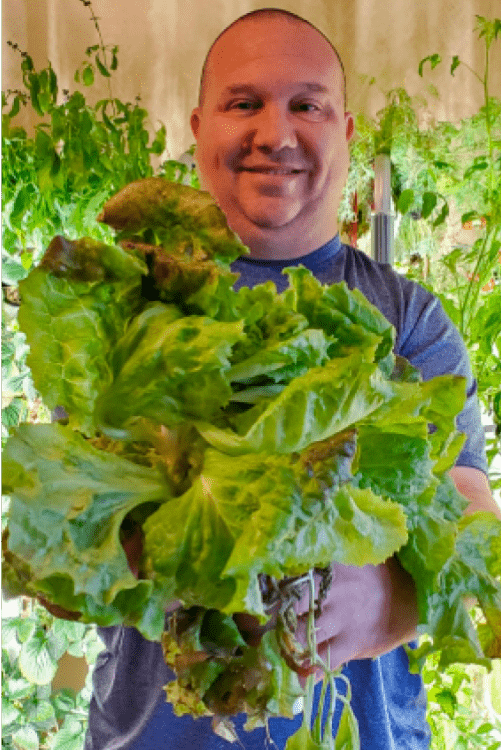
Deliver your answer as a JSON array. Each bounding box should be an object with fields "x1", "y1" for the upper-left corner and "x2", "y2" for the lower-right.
[
  {"x1": 97, "y1": 177, "x2": 249, "y2": 265},
  {"x1": 348, "y1": 417, "x2": 501, "y2": 670},
  {"x1": 196, "y1": 354, "x2": 398, "y2": 455},
  {"x1": 143, "y1": 443, "x2": 408, "y2": 621},
  {"x1": 403, "y1": 507, "x2": 501, "y2": 671},
  {"x1": 2, "y1": 422, "x2": 174, "y2": 640},
  {"x1": 162, "y1": 610, "x2": 302, "y2": 728},
  {"x1": 95, "y1": 312, "x2": 245, "y2": 435},
  {"x1": 282, "y1": 267, "x2": 396, "y2": 376},
  {"x1": 97, "y1": 178, "x2": 250, "y2": 315},
  {"x1": 228, "y1": 328, "x2": 333, "y2": 387},
  {"x1": 17, "y1": 237, "x2": 147, "y2": 435}
]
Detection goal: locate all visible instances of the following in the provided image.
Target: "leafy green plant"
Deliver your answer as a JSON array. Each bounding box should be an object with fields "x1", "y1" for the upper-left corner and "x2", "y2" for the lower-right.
[
  {"x1": 2, "y1": 596, "x2": 104, "y2": 750},
  {"x1": 3, "y1": 174, "x2": 501, "y2": 749},
  {"x1": 344, "y1": 16, "x2": 501, "y2": 485},
  {"x1": 421, "y1": 631, "x2": 501, "y2": 749},
  {"x1": 409, "y1": 15, "x2": 501, "y2": 480}
]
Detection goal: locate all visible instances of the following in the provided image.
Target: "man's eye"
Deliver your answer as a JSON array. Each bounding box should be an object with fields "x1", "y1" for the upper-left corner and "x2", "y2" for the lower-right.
[
  {"x1": 294, "y1": 102, "x2": 321, "y2": 112},
  {"x1": 227, "y1": 100, "x2": 323, "y2": 115},
  {"x1": 230, "y1": 100, "x2": 258, "y2": 110}
]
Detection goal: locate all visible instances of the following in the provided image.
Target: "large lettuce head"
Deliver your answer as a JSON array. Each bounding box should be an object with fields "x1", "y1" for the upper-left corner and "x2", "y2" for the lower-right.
[{"x1": 3, "y1": 177, "x2": 500, "y2": 740}]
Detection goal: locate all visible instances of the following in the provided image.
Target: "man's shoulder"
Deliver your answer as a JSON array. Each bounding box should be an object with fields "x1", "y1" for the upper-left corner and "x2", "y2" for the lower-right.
[
  {"x1": 337, "y1": 243, "x2": 438, "y2": 330},
  {"x1": 340, "y1": 243, "x2": 432, "y2": 298}
]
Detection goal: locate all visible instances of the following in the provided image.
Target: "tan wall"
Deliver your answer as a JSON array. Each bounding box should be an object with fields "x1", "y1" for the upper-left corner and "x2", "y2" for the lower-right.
[
  {"x1": 3, "y1": 0, "x2": 501, "y2": 160},
  {"x1": 51, "y1": 652, "x2": 88, "y2": 694}
]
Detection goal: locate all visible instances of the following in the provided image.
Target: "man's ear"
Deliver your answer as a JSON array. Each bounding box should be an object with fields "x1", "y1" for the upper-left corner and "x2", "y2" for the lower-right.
[
  {"x1": 345, "y1": 112, "x2": 355, "y2": 142},
  {"x1": 190, "y1": 108, "x2": 201, "y2": 140}
]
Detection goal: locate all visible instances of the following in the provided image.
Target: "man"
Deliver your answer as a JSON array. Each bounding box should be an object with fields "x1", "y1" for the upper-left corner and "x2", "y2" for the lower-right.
[{"x1": 81, "y1": 8, "x2": 499, "y2": 749}]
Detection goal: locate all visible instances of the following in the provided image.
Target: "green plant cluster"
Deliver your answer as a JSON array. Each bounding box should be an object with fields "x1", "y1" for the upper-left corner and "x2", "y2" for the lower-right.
[
  {"x1": 343, "y1": 16, "x2": 501, "y2": 489},
  {"x1": 1, "y1": 597, "x2": 103, "y2": 750},
  {"x1": 422, "y1": 637, "x2": 501, "y2": 749},
  {"x1": 2, "y1": 6, "x2": 200, "y2": 281},
  {"x1": 1, "y1": 6, "x2": 500, "y2": 750}
]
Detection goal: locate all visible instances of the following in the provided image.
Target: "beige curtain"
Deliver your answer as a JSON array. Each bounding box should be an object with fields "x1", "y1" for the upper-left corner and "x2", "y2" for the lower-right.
[{"x1": 2, "y1": 0, "x2": 500, "y2": 160}]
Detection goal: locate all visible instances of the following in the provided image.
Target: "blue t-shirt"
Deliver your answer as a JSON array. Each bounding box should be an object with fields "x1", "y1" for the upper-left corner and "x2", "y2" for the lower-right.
[{"x1": 84, "y1": 237, "x2": 487, "y2": 750}]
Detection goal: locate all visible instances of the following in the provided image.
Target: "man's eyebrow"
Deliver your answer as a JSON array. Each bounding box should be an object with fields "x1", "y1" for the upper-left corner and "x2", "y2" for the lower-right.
[{"x1": 221, "y1": 82, "x2": 330, "y2": 96}]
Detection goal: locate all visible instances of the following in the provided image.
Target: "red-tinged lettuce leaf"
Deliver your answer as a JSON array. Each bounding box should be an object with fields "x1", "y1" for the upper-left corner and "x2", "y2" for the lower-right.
[
  {"x1": 17, "y1": 237, "x2": 147, "y2": 436},
  {"x1": 1, "y1": 422, "x2": 174, "y2": 640},
  {"x1": 143, "y1": 445, "x2": 408, "y2": 621},
  {"x1": 98, "y1": 177, "x2": 250, "y2": 265},
  {"x1": 195, "y1": 354, "x2": 396, "y2": 456},
  {"x1": 163, "y1": 609, "x2": 303, "y2": 727},
  {"x1": 123, "y1": 240, "x2": 243, "y2": 317},
  {"x1": 98, "y1": 178, "x2": 215, "y2": 232},
  {"x1": 95, "y1": 314, "x2": 246, "y2": 435},
  {"x1": 282, "y1": 267, "x2": 395, "y2": 376},
  {"x1": 203, "y1": 628, "x2": 303, "y2": 723}
]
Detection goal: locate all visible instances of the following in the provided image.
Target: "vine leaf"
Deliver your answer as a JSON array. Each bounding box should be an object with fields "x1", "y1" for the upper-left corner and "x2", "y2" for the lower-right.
[
  {"x1": 418, "y1": 54, "x2": 441, "y2": 77},
  {"x1": 396, "y1": 189, "x2": 414, "y2": 214},
  {"x1": 450, "y1": 55, "x2": 461, "y2": 76}
]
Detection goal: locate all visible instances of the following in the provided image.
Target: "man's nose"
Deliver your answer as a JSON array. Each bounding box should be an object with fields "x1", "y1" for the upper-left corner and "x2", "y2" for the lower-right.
[{"x1": 251, "y1": 105, "x2": 299, "y2": 151}]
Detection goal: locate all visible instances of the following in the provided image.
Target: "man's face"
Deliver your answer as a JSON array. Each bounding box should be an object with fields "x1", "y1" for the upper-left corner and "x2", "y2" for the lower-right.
[{"x1": 190, "y1": 18, "x2": 354, "y2": 259}]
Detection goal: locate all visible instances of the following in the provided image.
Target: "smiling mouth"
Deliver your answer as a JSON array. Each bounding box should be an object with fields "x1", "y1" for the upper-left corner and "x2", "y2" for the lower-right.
[{"x1": 240, "y1": 168, "x2": 304, "y2": 176}]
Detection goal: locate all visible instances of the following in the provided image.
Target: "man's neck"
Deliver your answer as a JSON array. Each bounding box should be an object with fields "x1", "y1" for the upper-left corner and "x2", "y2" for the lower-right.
[{"x1": 234, "y1": 222, "x2": 340, "y2": 261}]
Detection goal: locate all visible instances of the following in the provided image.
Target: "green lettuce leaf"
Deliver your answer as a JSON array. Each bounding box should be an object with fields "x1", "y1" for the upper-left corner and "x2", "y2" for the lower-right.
[
  {"x1": 405, "y1": 510, "x2": 501, "y2": 670},
  {"x1": 95, "y1": 313, "x2": 245, "y2": 434},
  {"x1": 2, "y1": 422, "x2": 174, "y2": 639},
  {"x1": 144, "y1": 444, "x2": 408, "y2": 620},
  {"x1": 282, "y1": 267, "x2": 396, "y2": 375},
  {"x1": 228, "y1": 328, "x2": 333, "y2": 387},
  {"x1": 195, "y1": 354, "x2": 397, "y2": 455},
  {"x1": 109, "y1": 301, "x2": 183, "y2": 375},
  {"x1": 17, "y1": 237, "x2": 147, "y2": 435}
]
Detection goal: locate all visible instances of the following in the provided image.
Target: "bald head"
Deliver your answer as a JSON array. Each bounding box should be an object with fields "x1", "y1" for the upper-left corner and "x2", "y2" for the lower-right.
[
  {"x1": 190, "y1": 8, "x2": 354, "y2": 259},
  {"x1": 198, "y1": 8, "x2": 347, "y2": 111}
]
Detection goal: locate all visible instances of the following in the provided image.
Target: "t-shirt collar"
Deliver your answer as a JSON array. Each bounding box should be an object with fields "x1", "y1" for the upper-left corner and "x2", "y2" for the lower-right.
[{"x1": 235, "y1": 234, "x2": 341, "y2": 270}]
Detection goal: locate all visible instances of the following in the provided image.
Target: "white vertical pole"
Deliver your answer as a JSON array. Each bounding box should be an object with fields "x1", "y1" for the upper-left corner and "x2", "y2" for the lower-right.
[{"x1": 371, "y1": 153, "x2": 395, "y2": 265}]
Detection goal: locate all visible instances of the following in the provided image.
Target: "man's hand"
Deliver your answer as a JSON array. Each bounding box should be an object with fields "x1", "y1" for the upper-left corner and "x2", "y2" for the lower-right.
[
  {"x1": 234, "y1": 557, "x2": 419, "y2": 683},
  {"x1": 294, "y1": 558, "x2": 419, "y2": 678},
  {"x1": 37, "y1": 525, "x2": 145, "y2": 621}
]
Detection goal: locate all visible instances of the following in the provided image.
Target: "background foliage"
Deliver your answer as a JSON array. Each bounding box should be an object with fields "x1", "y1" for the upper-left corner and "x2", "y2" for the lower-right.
[{"x1": 2, "y1": 5, "x2": 500, "y2": 748}]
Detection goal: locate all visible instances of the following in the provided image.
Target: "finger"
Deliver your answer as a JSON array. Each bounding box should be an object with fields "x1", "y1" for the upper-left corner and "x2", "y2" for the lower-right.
[{"x1": 295, "y1": 606, "x2": 340, "y2": 647}]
